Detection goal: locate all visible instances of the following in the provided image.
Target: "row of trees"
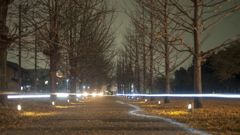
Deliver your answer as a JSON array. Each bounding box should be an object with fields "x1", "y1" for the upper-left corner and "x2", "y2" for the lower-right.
[
  {"x1": 116, "y1": 0, "x2": 240, "y2": 108},
  {"x1": 171, "y1": 41, "x2": 240, "y2": 93},
  {"x1": 0, "y1": 0, "x2": 116, "y2": 106}
]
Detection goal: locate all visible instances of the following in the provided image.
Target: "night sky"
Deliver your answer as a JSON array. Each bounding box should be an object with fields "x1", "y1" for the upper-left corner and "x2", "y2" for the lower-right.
[{"x1": 7, "y1": 0, "x2": 240, "y2": 69}]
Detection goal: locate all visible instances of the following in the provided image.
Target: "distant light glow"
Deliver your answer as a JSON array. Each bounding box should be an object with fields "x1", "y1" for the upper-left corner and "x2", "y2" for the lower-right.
[
  {"x1": 57, "y1": 94, "x2": 69, "y2": 97},
  {"x1": 76, "y1": 98, "x2": 78, "y2": 101},
  {"x1": 67, "y1": 99, "x2": 69, "y2": 102},
  {"x1": 158, "y1": 100, "x2": 161, "y2": 105},
  {"x1": 83, "y1": 92, "x2": 88, "y2": 96},
  {"x1": 145, "y1": 99, "x2": 147, "y2": 102}
]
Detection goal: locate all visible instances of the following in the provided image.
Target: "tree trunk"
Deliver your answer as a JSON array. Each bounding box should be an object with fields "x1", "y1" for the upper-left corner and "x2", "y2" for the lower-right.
[
  {"x1": 150, "y1": 1, "x2": 154, "y2": 100},
  {"x1": 0, "y1": 47, "x2": 8, "y2": 106},
  {"x1": 193, "y1": 0, "x2": 203, "y2": 108},
  {"x1": 0, "y1": 0, "x2": 13, "y2": 106},
  {"x1": 164, "y1": 0, "x2": 170, "y2": 103}
]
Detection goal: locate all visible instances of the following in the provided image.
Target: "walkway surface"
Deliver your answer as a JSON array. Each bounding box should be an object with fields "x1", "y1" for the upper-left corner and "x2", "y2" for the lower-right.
[{"x1": 1, "y1": 96, "x2": 207, "y2": 135}]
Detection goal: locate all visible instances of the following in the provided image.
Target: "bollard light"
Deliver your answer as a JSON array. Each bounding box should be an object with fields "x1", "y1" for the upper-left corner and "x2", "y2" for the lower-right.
[
  {"x1": 76, "y1": 98, "x2": 78, "y2": 101},
  {"x1": 67, "y1": 99, "x2": 69, "y2": 102},
  {"x1": 158, "y1": 100, "x2": 161, "y2": 105},
  {"x1": 145, "y1": 99, "x2": 147, "y2": 102},
  {"x1": 17, "y1": 103, "x2": 21, "y2": 111},
  {"x1": 52, "y1": 100, "x2": 55, "y2": 105},
  {"x1": 188, "y1": 102, "x2": 194, "y2": 112}
]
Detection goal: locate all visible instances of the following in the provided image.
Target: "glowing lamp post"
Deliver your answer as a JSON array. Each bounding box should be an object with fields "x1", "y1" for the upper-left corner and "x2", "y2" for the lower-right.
[
  {"x1": 17, "y1": 103, "x2": 21, "y2": 111},
  {"x1": 52, "y1": 100, "x2": 55, "y2": 105},
  {"x1": 188, "y1": 102, "x2": 194, "y2": 112}
]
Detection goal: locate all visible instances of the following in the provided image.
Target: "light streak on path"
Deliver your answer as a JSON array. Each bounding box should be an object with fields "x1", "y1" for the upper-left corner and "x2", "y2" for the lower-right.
[
  {"x1": 116, "y1": 100, "x2": 209, "y2": 135},
  {"x1": 117, "y1": 94, "x2": 240, "y2": 98}
]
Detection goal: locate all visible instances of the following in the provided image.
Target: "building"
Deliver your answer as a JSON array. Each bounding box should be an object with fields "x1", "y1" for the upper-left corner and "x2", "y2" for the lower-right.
[{"x1": 7, "y1": 61, "x2": 33, "y2": 92}]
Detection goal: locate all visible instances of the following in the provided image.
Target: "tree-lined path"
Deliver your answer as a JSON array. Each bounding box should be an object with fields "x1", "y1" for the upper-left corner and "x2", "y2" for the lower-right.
[{"x1": 1, "y1": 96, "x2": 207, "y2": 135}]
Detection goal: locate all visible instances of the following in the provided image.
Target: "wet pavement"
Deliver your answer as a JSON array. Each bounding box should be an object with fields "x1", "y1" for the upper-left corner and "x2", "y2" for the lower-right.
[{"x1": 1, "y1": 96, "x2": 208, "y2": 135}]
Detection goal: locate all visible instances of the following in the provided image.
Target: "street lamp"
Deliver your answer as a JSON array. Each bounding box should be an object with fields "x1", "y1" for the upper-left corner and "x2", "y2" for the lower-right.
[{"x1": 66, "y1": 79, "x2": 69, "y2": 92}]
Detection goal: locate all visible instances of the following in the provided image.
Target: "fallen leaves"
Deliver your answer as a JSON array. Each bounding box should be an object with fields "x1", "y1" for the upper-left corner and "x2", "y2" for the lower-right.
[{"x1": 123, "y1": 97, "x2": 240, "y2": 135}]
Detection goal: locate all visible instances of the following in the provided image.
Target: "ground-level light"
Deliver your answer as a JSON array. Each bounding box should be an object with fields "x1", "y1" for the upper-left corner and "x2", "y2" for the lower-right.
[
  {"x1": 158, "y1": 100, "x2": 161, "y2": 105},
  {"x1": 17, "y1": 103, "x2": 21, "y2": 111},
  {"x1": 52, "y1": 100, "x2": 55, "y2": 105},
  {"x1": 188, "y1": 102, "x2": 194, "y2": 112},
  {"x1": 145, "y1": 99, "x2": 147, "y2": 102}
]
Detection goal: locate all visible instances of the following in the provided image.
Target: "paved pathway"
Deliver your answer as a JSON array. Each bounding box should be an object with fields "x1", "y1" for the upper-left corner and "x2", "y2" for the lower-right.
[{"x1": 1, "y1": 96, "x2": 207, "y2": 135}]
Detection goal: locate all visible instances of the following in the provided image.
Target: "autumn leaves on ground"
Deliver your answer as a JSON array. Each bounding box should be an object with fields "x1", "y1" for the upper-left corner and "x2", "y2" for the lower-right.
[
  {"x1": 1, "y1": 97, "x2": 240, "y2": 135},
  {"x1": 123, "y1": 97, "x2": 240, "y2": 135},
  {"x1": 0, "y1": 99, "x2": 69, "y2": 131}
]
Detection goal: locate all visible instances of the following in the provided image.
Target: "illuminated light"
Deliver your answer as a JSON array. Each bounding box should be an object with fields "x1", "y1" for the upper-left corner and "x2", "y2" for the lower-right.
[
  {"x1": 86, "y1": 97, "x2": 88, "y2": 99},
  {"x1": 92, "y1": 93, "x2": 96, "y2": 97},
  {"x1": 116, "y1": 94, "x2": 240, "y2": 98},
  {"x1": 52, "y1": 100, "x2": 55, "y2": 105},
  {"x1": 56, "y1": 82, "x2": 58, "y2": 84},
  {"x1": 145, "y1": 99, "x2": 147, "y2": 102},
  {"x1": 137, "y1": 98, "x2": 139, "y2": 100},
  {"x1": 89, "y1": 97, "x2": 91, "y2": 99},
  {"x1": 82, "y1": 97, "x2": 84, "y2": 99},
  {"x1": 83, "y1": 86, "x2": 86, "y2": 89},
  {"x1": 76, "y1": 94, "x2": 81, "y2": 97},
  {"x1": 76, "y1": 98, "x2": 78, "y2": 101},
  {"x1": 57, "y1": 94, "x2": 69, "y2": 97},
  {"x1": 17, "y1": 104, "x2": 21, "y2": 111},
  {"x1": 188, "y1": 102, "x2": 194, "y2": 112},
  {"x1": 8, "y1": 95, "x2": 50, "y2": 99},
  {"x1": 83, "y1": 92, "x2": 88, "y2": 96},
  {"x1": 88, "y1": 86, "x2": 90, "y2": 89},
  {"x1": 132, "y1": 97, "x2": 134, "y2": 99},
  {"x1": 67, "y1": 99, "x2": 69, "y2": 102},
  {"x1": 158, "y1": 100, "x2": 161, "y2": 105},
  {"x1": 45, "y1": 81, "x2": 48, "y2": 84}
]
